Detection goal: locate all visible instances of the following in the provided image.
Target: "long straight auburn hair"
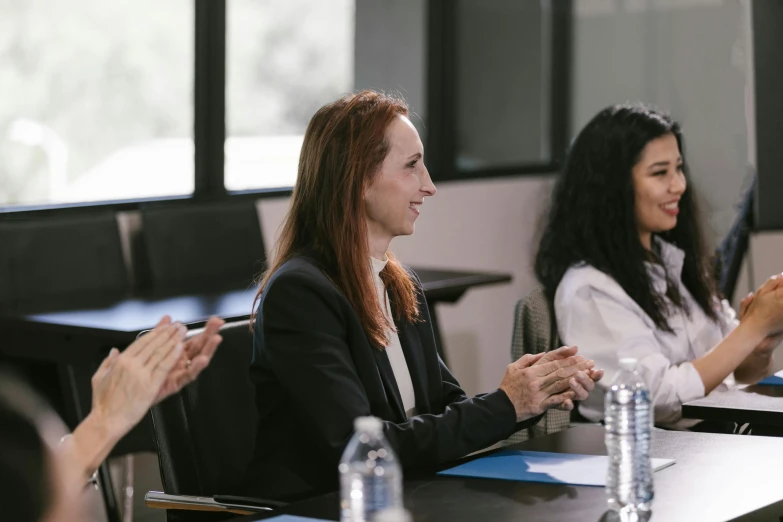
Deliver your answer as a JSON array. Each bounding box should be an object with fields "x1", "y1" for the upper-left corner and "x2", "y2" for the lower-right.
[{"x1": 253, "y1": 90, "x2": 420, "y2": 348}]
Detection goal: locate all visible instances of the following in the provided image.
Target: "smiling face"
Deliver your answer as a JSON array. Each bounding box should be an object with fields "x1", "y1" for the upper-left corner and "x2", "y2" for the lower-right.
[
  {"x1": 364, "y1": 115, "x2": 437, "y2": 257},
  {"x1": 632, "y1": 132, "x2": 687, "y2": 250}
]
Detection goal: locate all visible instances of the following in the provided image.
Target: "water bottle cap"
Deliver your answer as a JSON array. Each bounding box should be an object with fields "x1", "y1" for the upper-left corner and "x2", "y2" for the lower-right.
[
  {"x1": 375, "y1": 508, "x2": 413, "y2": 522},
  {"x1": 619, "y1": 358, "x2": 637, "y2": 371},
  {"x1": 354, "y1": 416, "x2": 383, "y2": 433}
]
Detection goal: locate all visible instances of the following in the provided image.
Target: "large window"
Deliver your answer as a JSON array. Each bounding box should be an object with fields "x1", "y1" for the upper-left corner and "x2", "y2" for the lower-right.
[
  {"x1": 0, "y1": 0, "x2": 193, "y2": 207},
  {"x1": 225, "y1": 0, "x2": 354, "y2": 192},
  {"x1": 0, "y1": 0, "x2": 568, "y2": 214},
  {"x1": 456, "y1": 0, "x2": 550, "y2": 170},
  {"x1": 427, "y1": 0, "x2": 572, "y2": 181}
]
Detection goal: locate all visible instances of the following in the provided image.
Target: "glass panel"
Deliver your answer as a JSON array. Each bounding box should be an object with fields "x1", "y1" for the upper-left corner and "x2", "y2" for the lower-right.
[
  {"x1": 0, "y1": 0, "x2": 193, "y2": 207},
  {"x1": 455, "y1": 0, "x2": 551, "y2": 170},
  {"x1": 225, "y1": 0, "x2": 355, "y2": 191}
]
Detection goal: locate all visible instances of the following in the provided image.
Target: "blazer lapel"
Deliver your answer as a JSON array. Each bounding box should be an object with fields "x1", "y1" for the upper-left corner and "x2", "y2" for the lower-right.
[
  {"x1": 389, "y1": 295, "x2": 430, "y2": 414},
  {"x1": 371, "y1": 347, "x2": 406, "y2": 422},
  {"x1": 396, "y1": 321, "x2": 430, "y2": 414}
]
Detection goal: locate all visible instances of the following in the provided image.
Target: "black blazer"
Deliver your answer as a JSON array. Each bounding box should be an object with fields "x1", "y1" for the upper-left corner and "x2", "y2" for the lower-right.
[{"x1": 242, "y1": 256, "x2": 537, "y2": 501}]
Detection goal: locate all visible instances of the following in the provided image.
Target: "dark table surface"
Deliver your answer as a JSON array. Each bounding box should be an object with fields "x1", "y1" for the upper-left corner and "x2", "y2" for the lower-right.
[
  {"x1": 237, "y1": 424, "x2": 783, "y2": 522},
  {"x1": 0, "y1": 267, "x2": 511, "y2": 362},
  {"x1": 682, "y1": 383, "x2": 783, "y2": 427}
]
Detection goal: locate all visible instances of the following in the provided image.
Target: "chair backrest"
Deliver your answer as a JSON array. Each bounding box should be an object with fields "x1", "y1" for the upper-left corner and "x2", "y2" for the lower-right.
[
  {"x1": 0, "y1": 213, "x2": 129, "y2": 312},
  {"x1": 149, "y1": 319, "x2": 258, "y2": 497},
  {"x1": 505, "y1": 284, "x2": 570, "y2": 444},
  {"x1": 136, "y1": 202, "x2": 266, "y2": 295},
  {"x1": 715, "y1": 174, "x2": 755, "y2": 300}
]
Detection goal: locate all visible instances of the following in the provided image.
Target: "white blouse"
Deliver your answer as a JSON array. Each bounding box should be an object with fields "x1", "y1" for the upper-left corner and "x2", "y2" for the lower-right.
[
  {"x1": 371, "y1": 256, "x2": 417, "y2": 418},
  {"x1": 554, "y1": 238, "x2": 737, "y2": 428}
]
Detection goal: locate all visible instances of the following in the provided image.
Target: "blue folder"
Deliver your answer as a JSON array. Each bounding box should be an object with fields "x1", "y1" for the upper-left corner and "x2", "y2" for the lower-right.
[
  {"x1": 758, "y1": 371, "x2": 783, "y2": 386},
  {"x1": 438, "y1": 450, "x2": 674, "y2": 487}
]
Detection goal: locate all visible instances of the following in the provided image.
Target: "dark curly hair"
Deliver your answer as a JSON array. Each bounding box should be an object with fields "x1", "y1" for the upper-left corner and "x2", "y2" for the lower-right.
[{"x1": 535, "y1": 103, "x2": 718, "y2": 332}]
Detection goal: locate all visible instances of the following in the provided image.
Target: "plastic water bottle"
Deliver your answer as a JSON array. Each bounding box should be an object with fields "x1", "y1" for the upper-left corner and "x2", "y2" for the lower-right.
[
  {"x1": 604, "y1": 358, "x2": 653, "y2": 514},
  {"x1": 339, "y1": 416, "x2": 403, "y2": 522}
]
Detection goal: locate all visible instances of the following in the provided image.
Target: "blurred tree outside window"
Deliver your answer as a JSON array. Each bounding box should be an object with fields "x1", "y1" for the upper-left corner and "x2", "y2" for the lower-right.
[
  {"x1": 0, "y1": 0, "x2": 355, "y2": 207},
  {"x1": 0, "y1": 0, "x2": 193, "y2": 207},
  {"x1": 225, "y1": 0, "x2": 354, "y2": 192}
]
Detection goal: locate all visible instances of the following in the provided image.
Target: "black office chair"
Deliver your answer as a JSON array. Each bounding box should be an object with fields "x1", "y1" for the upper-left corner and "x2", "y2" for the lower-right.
[
  {"x1": 135, "y1": 202, "x2": 266, "y2": 296},
  {"x1": 714, "y1": 174, "x2": 755, "y2": 301},
  {"x1": 0, "y1": 213, "x2": 129, "y2": 311},
  {"x1": 145, "y1": 319, "x2": 284, "y2": 521},
  {"x1": 0, "y1": 213, "x2": 136, "y2": 522}
]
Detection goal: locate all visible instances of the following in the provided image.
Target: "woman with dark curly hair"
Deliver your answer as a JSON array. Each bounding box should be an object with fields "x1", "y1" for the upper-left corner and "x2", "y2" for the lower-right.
[{"x1": 535, "y1": 103, "x2": 783, "y2": 428}]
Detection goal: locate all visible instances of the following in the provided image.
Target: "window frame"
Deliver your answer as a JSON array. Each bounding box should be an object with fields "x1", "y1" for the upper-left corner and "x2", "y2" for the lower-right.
[
  {"x1": 425, "y1": 0, "x2": 573, "y2": 182},
  {"x1": 0, "y1": 0, "x2": 294, "y2": 219},
  {"x1": 1, "y1": 0, "x2": 573, "y2": 218}
]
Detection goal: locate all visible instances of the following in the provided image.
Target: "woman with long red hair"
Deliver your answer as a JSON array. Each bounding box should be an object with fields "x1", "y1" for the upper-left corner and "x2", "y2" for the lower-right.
[{"x1": 243, "y1": 90, "x2": 602, "y2": 501}]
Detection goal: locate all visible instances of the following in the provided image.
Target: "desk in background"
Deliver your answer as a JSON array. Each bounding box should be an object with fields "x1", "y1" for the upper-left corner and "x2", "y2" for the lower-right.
[
  {"x1": 0, "y1": 267, "x2": 512, "y2": 437},
  {"x1": 682, "y1": 383, "x2": 783, "y2": 430},
  {"x1": 0, "y1": 267, "x2": 511, "y2": 365},
  {"x1": 237, "y1": 424, "x2": 783, "y2": 522}
]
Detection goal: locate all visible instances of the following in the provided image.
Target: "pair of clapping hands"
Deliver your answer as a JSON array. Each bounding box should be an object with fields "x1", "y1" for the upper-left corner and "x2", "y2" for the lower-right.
[
  {"x1": 64, "y1": 315, "x2": 224, "y2": 480},
  {"x1": 499, "y1": 346, "x2": 604, "y2": 422},
  {"x1": 739, "y1": 273, "x2": 783, "y2": 357}
]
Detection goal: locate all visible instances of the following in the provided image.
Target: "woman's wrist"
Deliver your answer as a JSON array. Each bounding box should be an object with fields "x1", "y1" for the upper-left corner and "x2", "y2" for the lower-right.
[
  {"x1": 694, "y1": 319, "x2": 768, "y2": 394},
  {"x1": 69, "y1": 410, "x2": 126, "y2": 479},
  {"x1": 733, "y1": 316, "x2": 768, "y2": 349}
]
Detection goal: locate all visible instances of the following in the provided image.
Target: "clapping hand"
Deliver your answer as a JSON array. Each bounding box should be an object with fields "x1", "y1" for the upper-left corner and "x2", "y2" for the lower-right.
[
  {"x1": 533, "y1": 345, "x2": 604, "y2": 411},
  {"x1": 154, "y1": 316, "x2": 225, "y2": 403},
  {"x1": 67, "y1": 315, "x2": 224, "y2": 481},
  {"x1": 499, "y1": 346, "x2": 602, "y2": 421},
  {"x1": 739, "y1": 276, "x2": 783, "y2": 356},
  {"x1": 90, "y1": 315, "x2": 224, "y2": 438}
]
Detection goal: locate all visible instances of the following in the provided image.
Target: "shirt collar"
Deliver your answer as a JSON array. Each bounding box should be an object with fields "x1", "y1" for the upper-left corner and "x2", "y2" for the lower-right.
[
  {"x1": 645, "y1": 237, "x2": 685, "y2": 294},
  {"x1": 371, "y1": 255, "x2": 389, "y2": 277}
]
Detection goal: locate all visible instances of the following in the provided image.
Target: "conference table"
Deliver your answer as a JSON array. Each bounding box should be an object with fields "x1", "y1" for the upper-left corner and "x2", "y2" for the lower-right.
[
  {"x1": 236, "y1": 424, "x2": 783, "y2": 522},
  {"x1": 682, "y1": 382, "x2": 783, "y2": 430}
]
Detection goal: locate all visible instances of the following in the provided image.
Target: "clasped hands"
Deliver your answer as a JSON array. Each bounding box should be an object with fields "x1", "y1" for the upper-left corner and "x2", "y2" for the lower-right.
[
  {"x1": 499, "y1": 345, "x2": 603, "y2": 422},
  {"x1": 739, "y1": 273, "x2": 783, "y2": 358}
]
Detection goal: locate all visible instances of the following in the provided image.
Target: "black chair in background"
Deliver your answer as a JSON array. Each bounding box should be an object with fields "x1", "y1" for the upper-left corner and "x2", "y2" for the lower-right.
[
  {"x1": 135, "y1": 202, "x2": 266, "y2": 296},
  {"x1": 714, "y1": 174, "x2": 756, "y2": 301},
  {"x1": 145, "y1": 319, "x2": 283, "y2": 521},
  {"x1": 0, "y1": 213, "x2": 137, "y2": 522},
  {"x1": 0, "y1": 213, "x2": 129, "y2": 312}
]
